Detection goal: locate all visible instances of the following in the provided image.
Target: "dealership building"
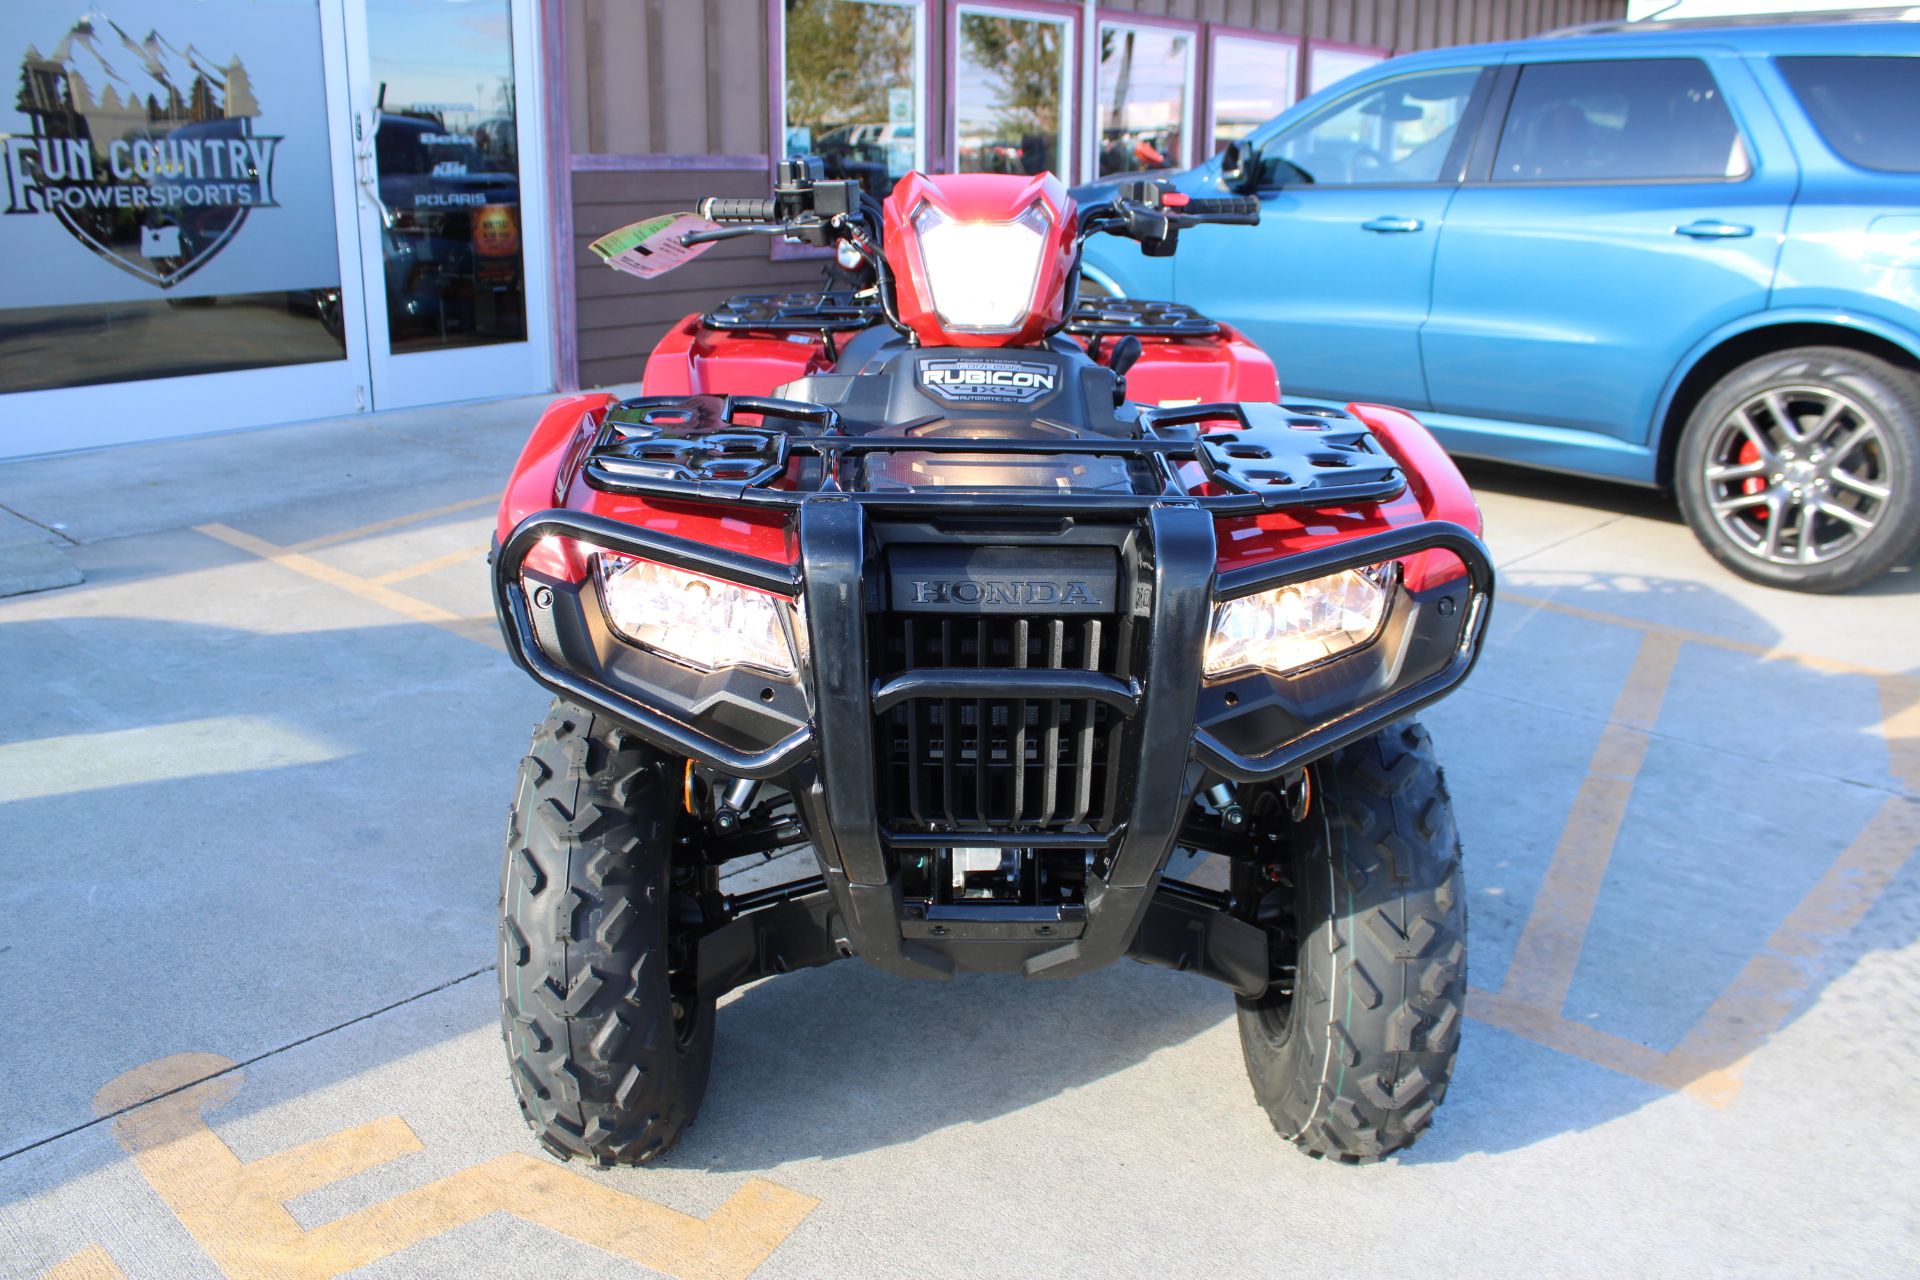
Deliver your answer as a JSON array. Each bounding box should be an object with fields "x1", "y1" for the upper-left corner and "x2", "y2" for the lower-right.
[{"x1": 0, "y1": 0, "x2": 1621, "y2": 459}]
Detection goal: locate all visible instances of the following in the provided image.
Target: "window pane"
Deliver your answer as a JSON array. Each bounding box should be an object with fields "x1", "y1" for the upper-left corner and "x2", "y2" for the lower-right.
[
  {"x1": 367, "y1": 0, "x2": 527, "y2": 355},
  {"x1": 1260, "y1": 68, "x2": 1478, "y2": 187},
  {"x1": 1308, "y1": 46, "x2": 1383, "y2": 96},
  {"x1": 1493, "y1": 59, "x2": 1749, "y2": 183},
  {"x1": 1211, "y1": 36, "x2": 1297, "y2": 154},
  {"x1": 1097, "y1": 25, "x2": 1190, "y2": 178},
  {"x1": 955, "y1": 12, "x2": 1067, "y2": 178},
  {"x1": 785, "y1": 0, "x2": 919, "y2": 199},
  {"x1": 0, "y1": 1, "x2": 344, "y2": 394},
  {"x1": 1777, "y1": 56, "x2": 1920, "y2": 174}
]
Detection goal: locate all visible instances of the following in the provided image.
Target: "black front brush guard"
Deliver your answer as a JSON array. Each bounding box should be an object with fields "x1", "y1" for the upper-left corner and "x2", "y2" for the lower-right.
[{"x1": 494, "y1": 487, "x2": 1493, "y2": 1001}]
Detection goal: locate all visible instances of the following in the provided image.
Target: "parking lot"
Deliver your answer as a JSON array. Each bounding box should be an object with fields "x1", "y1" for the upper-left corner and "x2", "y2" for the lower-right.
[{"x1": 1, "y1": 390, "x2": 1916, "y2": 1279}]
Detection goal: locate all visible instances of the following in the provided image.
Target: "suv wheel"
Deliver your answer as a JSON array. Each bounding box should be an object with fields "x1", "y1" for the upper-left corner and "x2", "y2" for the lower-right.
[
  {"x1": 500, "y1": 700, "x2": 715, "y2": 1165},
  {"x1": 1676, "y1": 347, "x2": 1920, "y2": 592}
]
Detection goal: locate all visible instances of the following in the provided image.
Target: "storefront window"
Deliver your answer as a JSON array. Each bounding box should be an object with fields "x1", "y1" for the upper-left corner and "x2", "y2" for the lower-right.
[
  {"x1": 783, "y1": 0, "x2": 922, "y2": 200},
  {"x1": 0, "y1": 1, "x2": 344, "y2": 395},
  {"x1": 365, "y1": 0, "x2": 527, "y2": 354},
  {"x1": 1096, "y1": 22, "x2": 1191, "y2": 178},
  {"x1": 954, "y1": 7, "x2": 1070, "y2": 179},
  {"x1": 1210, "y1": 34, "x2": 1298, "y2": 154},
  {"x1": 1308, "y1": 43, "x2": 1387, "y2": 96}
]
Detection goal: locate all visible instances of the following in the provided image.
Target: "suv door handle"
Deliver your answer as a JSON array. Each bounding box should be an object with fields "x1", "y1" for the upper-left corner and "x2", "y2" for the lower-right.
[
  {"x1": 1361, "y1": 216, "x2": 1424, "y2": 234},
  {"x1": 1676, "y1": 219, "x2": 1752, "y2": 239}
]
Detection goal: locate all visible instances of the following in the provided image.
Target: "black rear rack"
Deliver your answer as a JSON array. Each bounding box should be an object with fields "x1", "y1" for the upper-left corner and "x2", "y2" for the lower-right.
[
  {"x1": 1065, "y1": 297, "x2": 1219, "y2": 338},
  {"x1": 701, "y1": 290, "x2": 882, "y2": 332},
  {"x1": 581, "y1": 393, "x2": 1406, "y2": 515}
]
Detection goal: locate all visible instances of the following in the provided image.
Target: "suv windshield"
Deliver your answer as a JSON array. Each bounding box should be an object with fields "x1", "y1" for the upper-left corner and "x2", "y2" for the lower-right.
[{"x1": 1777, "y1": 55, "x2": 1920, "y2": 174}]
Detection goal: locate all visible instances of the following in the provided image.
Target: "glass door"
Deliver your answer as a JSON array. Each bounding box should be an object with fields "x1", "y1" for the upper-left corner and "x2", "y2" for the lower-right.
[
  {"x1": 340, "y1": 0, "x2": 550, "y2": 410},
  {"x1": 0, "y1": 0, "x2": 372, "y2": 458}
]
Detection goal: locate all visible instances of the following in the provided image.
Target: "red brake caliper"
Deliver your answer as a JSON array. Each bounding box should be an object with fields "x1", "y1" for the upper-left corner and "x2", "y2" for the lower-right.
[{"x1": 1736, "y1": 438, "x2": 1767, "y2": 525}]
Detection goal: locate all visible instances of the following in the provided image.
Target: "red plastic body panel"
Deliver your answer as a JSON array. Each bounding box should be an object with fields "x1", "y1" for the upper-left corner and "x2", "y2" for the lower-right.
[
  {"x1": 1108, "y1": 322, "x2": 1279, "y2": 406},
  {"x1": 1212, "y1": 402, "x2": 1482, "y2": 593},
  {"x1": 640, "y1": 314, "x2": 833, "y2": 398},
  {"x1": 882, "y1": 171, "x2": 1079, "y2": 349},
  {"x1": 497, "y1": 391, "x2": 796, "y2": 582}
]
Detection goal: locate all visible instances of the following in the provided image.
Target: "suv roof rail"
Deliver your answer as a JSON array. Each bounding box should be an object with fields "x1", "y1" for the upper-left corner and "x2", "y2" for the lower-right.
[{"x1": 1546, "y1": 5, "x2": 1920, "y2": 37}]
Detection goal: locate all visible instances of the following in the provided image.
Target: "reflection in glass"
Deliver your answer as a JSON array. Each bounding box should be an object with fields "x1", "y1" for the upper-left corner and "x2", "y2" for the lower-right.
[
  {"x1": 785, "y1": 0, "x2": 919, "y2": 199},
  {"x1": 0, "y1": 293, "x2": 345, "y2": 394},
  {"x1": 1261, "y1": 69, "x2": 1478, "y2": 187},
  {"x1": 366, "y1": 0, "x2": 526, "y2": 353},
  {"x1": 955, "y1": 11, "x2": 1066, "y2": 178},
  {"x1": 1097, "y1": 25, "x2": 1189, "y2": 178},
  {"x1": 1211, "y1": 36, "x2": 1296, "y2": 154},
  {"x1": 1308, "y1": 46, "x2": 1384, "y2": 96}
]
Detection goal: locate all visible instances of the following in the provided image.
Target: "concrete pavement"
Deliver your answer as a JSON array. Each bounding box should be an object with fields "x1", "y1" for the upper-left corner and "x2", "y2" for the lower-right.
[{"x1": 1, "y1": 395, "x2": 1916, "y2": 1278}]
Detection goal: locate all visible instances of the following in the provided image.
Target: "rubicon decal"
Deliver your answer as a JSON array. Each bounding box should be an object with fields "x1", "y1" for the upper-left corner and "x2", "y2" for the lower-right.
[
  {"x1": 2, "y1": 16, "x2": 281, "y2": 288},
  {"x1": 918, "y1": 357, "x2": 1060, "y2": 404}
]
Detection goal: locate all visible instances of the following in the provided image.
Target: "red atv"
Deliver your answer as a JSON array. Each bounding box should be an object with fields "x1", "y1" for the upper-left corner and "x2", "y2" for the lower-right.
[{"x1": 491, "y1": 160, "x2": 1493, "y2": 1165}]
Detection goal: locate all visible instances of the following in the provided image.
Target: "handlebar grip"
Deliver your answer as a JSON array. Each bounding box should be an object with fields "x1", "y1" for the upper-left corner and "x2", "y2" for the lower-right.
[
  {"x1": 1180, "y1": 196, "x2": 1261, "y2": 219},
  {"x1": 698, "y1": 197, "x2": 780, "y2": 223}
]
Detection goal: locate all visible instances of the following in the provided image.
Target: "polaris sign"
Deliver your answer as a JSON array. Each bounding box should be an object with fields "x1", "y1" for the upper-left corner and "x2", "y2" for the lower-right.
[{"x1": 918, "y1": 357, "x2": 1060, "y2": 405}]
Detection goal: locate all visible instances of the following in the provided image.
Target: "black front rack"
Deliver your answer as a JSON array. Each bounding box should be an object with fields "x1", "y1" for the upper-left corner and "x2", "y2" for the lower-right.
[
  {"x1": 581, "y1": 393, "x2": 1407, "y2": 515},
  {"x1": 701, "y1": 290, "x2": 882, "y2": 332}
]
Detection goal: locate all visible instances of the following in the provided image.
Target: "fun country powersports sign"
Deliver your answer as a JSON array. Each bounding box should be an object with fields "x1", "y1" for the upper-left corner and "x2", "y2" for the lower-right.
[{"x1": 1, "y1": 3, "x2": 339, "y2": 303}]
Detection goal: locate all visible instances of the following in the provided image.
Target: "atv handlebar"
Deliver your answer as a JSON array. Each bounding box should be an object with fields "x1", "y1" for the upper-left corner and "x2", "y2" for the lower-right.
[
  {"x1": 697, "y1": 196, "x2": 782, "y2": 223},
  {"x1": 1169, "y1": 195, "x2": 1260, "y2": 223}
]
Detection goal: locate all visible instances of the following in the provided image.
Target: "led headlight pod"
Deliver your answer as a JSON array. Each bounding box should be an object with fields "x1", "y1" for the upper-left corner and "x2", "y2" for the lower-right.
[
  {"x1": 1204, "y1": 564, "x2": 1396, "y2": 679},
  {"x1": 594, "y1": 553, "x2": 798, "y2": 677},
  {"x1": 912, "y1": 199, "x2": 1050, "y2": 331}
]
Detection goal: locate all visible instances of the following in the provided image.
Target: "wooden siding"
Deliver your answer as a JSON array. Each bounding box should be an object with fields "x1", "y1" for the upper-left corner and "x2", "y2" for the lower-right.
[
  {"x1": 570, "y1": 168, "x2": 825, "y2": 390},
  {"x1": 563, "y1": 0, "x2": 772, "y2": 157}
]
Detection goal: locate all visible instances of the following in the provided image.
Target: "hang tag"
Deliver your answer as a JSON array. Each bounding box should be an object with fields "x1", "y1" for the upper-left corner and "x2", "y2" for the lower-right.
[{"x1": 589, "y1": 213, "x2": 718, "y2": 280}]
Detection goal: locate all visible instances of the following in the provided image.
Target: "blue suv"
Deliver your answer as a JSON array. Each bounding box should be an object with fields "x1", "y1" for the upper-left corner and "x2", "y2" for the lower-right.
[{"x1": 1077, "y1": 15, "x2": 1920, "y2": 591}]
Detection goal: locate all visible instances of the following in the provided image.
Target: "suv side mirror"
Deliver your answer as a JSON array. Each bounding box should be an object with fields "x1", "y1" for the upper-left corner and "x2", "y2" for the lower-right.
[{"x1": 1220, "y1": 139, "x2": 1253, "y2": 193}]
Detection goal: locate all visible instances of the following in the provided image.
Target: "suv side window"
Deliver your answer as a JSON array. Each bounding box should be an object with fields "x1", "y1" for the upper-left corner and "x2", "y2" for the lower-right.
[
  {"x1": 1492, "y1": 58, "x2": 1749, "y2": 183},
  {"x1": 1776, "y1": 56, "x2": 1920, "y2": 173},
  {"x1": 1256, "y1": 67, "x2": 1482, "y2": 187}
]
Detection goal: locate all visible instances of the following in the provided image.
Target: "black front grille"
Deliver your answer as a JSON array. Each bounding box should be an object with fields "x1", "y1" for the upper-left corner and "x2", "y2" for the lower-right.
[{"x1": 874, "y1": 613, "x2": 1133, "y2": 832}]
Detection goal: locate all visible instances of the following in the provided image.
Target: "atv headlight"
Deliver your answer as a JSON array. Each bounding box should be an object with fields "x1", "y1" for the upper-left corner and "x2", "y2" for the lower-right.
[
  {"x1": 1204, "y1": 564, "x2": 1396, "y2": 679},
  {"x1": 595, "y1": 553, "x2": 798, "y2": 677},
  {"x1": 913, "y1": 200, "x2": 1050, "y2": 331}
]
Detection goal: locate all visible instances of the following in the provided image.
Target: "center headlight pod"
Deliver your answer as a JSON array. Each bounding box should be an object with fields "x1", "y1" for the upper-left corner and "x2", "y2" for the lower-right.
[
  {"x1": 1204, "y1": 563, "x2": 1397, "y2": 679},
  {"x1": 593, "y1": 552, "x2": 800, "y2": 677},
  {"x1": 911, "y1": 199, "x2": 1050, "y2": 331}
]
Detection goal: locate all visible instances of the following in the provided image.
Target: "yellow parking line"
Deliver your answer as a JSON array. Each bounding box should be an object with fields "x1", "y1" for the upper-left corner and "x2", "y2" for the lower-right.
[
  {"x1": 368, "y1": 545, "x2": 489, "y2": 586},
  {"x1": 88, "y1": 1052, "x2": 818, "y2": 1280},
  {"x1": 197, "y1": 523, "x2": 464, "y2": 627},
  {"x1": 38, "y1": 1245, "x2": 125, "y2": 1280},
  {"x1": 283, "y1": 493, "x2": 499, "y2": 554},
  {"x1": 1501, "y1": 590, "x2": 1893, "y2": 679},
  {"x1": 1499, "y1": 631, "x2": 1682, "y2": 1014}
]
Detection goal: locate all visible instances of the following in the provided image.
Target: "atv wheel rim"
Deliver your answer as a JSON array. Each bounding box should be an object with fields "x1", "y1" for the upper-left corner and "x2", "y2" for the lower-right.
[{"x1": 1703, "y1": 385, "x2": 1892, "y2": 567}]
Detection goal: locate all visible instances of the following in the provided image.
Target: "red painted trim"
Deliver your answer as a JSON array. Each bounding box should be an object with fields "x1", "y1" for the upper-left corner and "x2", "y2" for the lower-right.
[
  {"x1": 1093, "y1": 7, "x2": 1202, "y2": 173},
  {"x1": 572, "y1": 153, "x2": 770, "y2": 172},
  {"x1": 540, "y1": 0, "x2": 577, "y2": 392},
  {"x1": 1203, "y1": 25, "x2": 1300, "y2": 156},
  {"x1": 946, "y1": 0, "x2": 1082, "y2": 184}
]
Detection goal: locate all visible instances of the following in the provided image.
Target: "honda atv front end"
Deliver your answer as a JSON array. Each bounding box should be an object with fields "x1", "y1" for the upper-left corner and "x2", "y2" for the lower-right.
[{"x1": 489, "y1": 163, "x2": 1494, "y2": 1167}]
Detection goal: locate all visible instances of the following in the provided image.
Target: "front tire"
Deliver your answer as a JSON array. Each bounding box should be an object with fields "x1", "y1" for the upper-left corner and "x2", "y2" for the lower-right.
[
  {"x1": 1234, "y1": 721, "x2": 1466, "y2": 1163},
  {"x1": 1675, "y1": 347, "x2": 1920, "y2": 592},
  {"x1": 500, "y1": 700, "x2": 715, "y2": 1165}
]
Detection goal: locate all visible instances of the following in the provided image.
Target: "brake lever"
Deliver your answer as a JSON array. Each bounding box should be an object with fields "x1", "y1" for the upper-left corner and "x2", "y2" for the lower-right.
[{"x1": 680, "y1": 224, "x2": 786, "y2": 246}]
